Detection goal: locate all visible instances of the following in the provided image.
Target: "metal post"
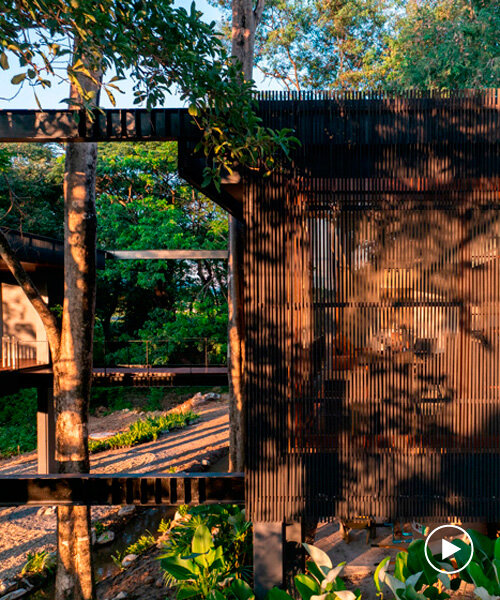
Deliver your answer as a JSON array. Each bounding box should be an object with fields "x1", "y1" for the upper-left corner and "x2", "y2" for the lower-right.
[{"x1": 37, "y1": 387, "x2": 57, "y2": 474}]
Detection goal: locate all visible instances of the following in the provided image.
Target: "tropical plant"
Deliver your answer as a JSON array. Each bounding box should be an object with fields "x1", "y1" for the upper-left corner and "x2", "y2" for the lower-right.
[
  {"x1": 266, "y1": 543, "x2": 361, "y2": 600},
  {"x1": 452, "y1": 530, "x2": 500, "y2": 600},
  {"x1": 160, "y1": 522, "x2": 253, "y2": 600},
  {"x1": 161, "y1": 504, "x2": 252, "y2": 586},
  {"x1": 374, "y1": 539, "x2": 461, "y2": 600}
]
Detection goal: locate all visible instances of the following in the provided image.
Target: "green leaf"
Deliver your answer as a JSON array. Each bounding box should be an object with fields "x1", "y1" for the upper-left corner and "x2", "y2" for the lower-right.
[
  {"x1": 177, "y1": 585, "x2": 200, "y2": 600},
  {"x1": 160, "y1": 555, "x2": 198, "y2": 580},
  {"x1": 265, "y1": 588, "x2": 294, "y2": 600},
  {"x1": 191, "y1": 524, "x2": 212, "y2": 554},
  {"x1": 302, "y1": 544, "x2": 332, "y2": 572},
  {"x1": 395, "y1": 551, "x2": 410, "y2": 582},
  {"x1": 494, "y1": 537, "x2": 500, "y2": 561},
  {"x1": 295, "y1": 573, "x2": 321, "y2": 600},
  {"x1": 11, "y1": 73, "x2": 26, "y2": 85},
  {"x1": 374, "y1": 556, "x2": 391, "y2": 593},
  {"x1": 468, "y1": 530, "x2": 495, "y2": 560},
  {"x1": 230, "y1": 579, "x2": 255, "y2": 600}
]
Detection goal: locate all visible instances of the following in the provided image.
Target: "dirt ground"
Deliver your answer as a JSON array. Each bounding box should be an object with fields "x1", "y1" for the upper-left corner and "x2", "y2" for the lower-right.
[{"x1": 0, "y1": 392, "x2": 229, "y2": 590}]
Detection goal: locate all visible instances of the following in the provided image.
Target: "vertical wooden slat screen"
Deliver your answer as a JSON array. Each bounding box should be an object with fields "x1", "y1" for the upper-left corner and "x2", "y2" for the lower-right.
[{"x1": 245, "y1": 91, "x2": 500, "y2": 522}]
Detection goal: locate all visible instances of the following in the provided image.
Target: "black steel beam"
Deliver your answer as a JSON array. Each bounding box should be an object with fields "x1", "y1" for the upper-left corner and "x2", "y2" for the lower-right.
[
  {"x1": 0, "y1": 109, "x2": 194, "y2": 143},
  {"x1": 0, "y1": 473, "x2": 244, "y2": 506}
]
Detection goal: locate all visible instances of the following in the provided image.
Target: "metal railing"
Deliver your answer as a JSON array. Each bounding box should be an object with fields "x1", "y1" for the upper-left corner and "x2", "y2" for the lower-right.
[
  {"x1": 1, "y1": 336, "x2": 50, "y2": 370},
  {"x1": 93, "y1": 338, "x2": 227, "y2": 372}
]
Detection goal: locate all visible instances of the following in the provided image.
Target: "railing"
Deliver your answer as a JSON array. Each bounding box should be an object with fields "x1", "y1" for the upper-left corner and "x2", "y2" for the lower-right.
[
  {"x1": 93, "y1": 338, "x2": 227, "y2": 372},
  {"x1": 1, "y1": 336, "x2": 50, "y2": 370}
]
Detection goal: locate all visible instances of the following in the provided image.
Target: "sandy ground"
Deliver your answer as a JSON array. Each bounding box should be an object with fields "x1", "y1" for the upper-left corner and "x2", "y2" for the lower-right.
[{"x1": 0, "y1": 397, "x2": 229, "y2": 586}]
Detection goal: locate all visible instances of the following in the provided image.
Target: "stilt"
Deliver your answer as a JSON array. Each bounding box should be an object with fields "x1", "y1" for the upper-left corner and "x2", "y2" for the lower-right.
[
  {"x1": 253, "y1": 522, "x2": 284, "y2": 598},
  {"x1": 37, "y1": 386, "x2": 56, "y2": 474}
]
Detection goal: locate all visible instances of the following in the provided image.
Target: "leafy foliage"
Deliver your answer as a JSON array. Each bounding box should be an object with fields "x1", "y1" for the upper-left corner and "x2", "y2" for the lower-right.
[
  {"x1": 112, "y1": 531, "x2": 156, "y2": 568},
  {"x1": 160, "y1": 504, "x2": 252, "y2": 598},
  {"x1": 0, "y1": 144, "x2": 64, "y2": 237},
  {"x1": 210, "y1": 0, "x2": 392, "y2": 90},
  {"x1": 21, "y1": 550, "x2": 57, "y2": 576},
  {"x1": 0, "y1": 0, "x2": 297, "y2": 187},
  {"x1": 88, "y1": 410, "x2": 199, "y2": 453},
  {"x1": 0, "y1": 388, "x2": 37, "y2": 457},
  {"x1": 374, "y1": 538, "x2": 462, "y2": 600},
  {"x1": 385, "y1": 0, "x2": 500, "y2": 89},
  {"x1": 266, "y1": 542, "x2": 361, "y2": 600},
  {"x1": 94, "y1": 142, "x2": 228, "y2": 359},
  {"x1": 453, "y1": 531, "x2": 500, "y2": 600}
]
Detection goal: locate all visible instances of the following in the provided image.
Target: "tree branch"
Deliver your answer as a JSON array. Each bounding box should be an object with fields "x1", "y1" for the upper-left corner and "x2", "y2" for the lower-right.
[
  {"x1": 254, "y1": 0, "x2": 265, "y2": 28},
  {"x1": 0, "y1": 228, "x2": 61, "y2": 357}
]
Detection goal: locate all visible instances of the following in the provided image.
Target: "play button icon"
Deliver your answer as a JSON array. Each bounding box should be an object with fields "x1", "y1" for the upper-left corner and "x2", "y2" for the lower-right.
[
  {"x1": 441, "y1": 539, "x2": 461, "y2": 560},
  {"x1": 424, "y1": 525, "x2": 474, "y2": 574}
]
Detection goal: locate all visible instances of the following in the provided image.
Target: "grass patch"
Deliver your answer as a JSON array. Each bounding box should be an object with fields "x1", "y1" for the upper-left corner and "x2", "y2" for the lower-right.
[
  {"x1": 89, "y1": 411, "x2": 199, "y2": 453},
  {"x1": 112, "y1": 531, "x2": 156, "y2": 568},
  {"x1": 0, "y1": 388, "x2": 37, "y2": 457},
  {"x1": 21, "y1": 550, "x2": 56, "y2": 576}
]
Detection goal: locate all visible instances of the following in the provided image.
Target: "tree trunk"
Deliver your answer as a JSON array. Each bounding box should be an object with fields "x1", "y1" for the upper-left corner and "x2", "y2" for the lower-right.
[
  {"x1": 228, "y1": 0, "x2": 265, "y2": 472},
  {"x1": 54, "y1": 138, "x2": 98, "y2": 600}
]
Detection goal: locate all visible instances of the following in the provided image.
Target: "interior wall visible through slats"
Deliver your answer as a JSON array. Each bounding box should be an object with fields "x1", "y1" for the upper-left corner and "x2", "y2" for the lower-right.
[{"x1": 245, "y1": 91, "x2": 500, "y2": 523}]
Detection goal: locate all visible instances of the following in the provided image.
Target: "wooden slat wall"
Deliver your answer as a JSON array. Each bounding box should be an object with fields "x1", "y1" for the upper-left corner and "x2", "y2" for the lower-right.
[{"x1": 245, "y1": 90, "x2": 500, "y2": 523}]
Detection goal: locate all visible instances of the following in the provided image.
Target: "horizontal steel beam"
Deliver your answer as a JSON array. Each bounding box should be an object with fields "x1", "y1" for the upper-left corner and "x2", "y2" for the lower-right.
[
  {"x1": 108, "y1": 250, "x2": 228, "y2": 260},
  {"x1": 0, "y1": 473, "x2": 244, "y2": 506},
  {"x1": 0, "y1": 109, "x2": 194, "y2": 143}
]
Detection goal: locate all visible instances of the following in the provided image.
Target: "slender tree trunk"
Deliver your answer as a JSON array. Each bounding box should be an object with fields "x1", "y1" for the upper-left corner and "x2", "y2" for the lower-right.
[
  {"x1": 228, "y1": 0, "x2": 265, "y2": 472},
  {"x1": 54, "y1": 137, "x2": 98, "y2": 600}
]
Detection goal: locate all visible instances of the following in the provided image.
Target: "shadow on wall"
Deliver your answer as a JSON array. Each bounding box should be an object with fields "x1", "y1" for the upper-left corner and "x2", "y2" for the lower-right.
[{"x1": 245, "y1": 93, "x2": 500, "y2": 526}]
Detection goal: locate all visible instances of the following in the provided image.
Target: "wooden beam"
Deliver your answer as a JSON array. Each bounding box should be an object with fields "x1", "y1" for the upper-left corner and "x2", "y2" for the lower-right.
[
  {"x1": 0, "y1": 473, "x2": 244, "y2": 506},
  {"x1": 107, "y1": 250, "x2": 228, "y2": 260},
  {"x1": 0, "y1": 109, "x2": 192, "y2": 143}
]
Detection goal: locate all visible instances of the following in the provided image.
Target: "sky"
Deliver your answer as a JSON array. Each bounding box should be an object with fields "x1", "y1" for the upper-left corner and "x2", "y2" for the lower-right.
[{"x1": 0, "y1": 0, "x2": 275, "y2": 110}]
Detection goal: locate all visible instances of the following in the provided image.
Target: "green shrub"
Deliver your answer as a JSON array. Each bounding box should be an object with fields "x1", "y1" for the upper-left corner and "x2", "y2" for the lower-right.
[
  {"x1": 112, "y1": 531, "x2": 156, "y2": 568},
  {"x1": 21, "y1": 550, "x2": 56, "y2": 576},
  {"x1": 0, "y1": 388, "x2": 37, "y2": 457},
  {"x1": 88, "y1": 411, "x2": 198, "y2": 453},
  {"x1": 160, "y1": 504, "x2": 252, "y2": 598}
]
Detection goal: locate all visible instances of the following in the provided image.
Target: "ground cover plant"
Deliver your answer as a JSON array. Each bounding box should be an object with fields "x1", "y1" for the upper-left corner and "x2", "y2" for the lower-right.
[{"x1": 88, "y1": 411, "x2": 199, "y2": 453}]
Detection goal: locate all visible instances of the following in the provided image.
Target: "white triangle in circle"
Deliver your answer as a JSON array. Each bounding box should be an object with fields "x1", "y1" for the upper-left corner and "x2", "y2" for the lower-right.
[{"x1": 442, "y1": 539, "x2": 460, "y2": 560}]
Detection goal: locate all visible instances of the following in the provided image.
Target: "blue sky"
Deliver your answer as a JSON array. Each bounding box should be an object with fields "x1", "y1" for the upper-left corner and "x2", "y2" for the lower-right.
[{"x1": 0, "y1": 0, "x2": 275, "y2": 110}]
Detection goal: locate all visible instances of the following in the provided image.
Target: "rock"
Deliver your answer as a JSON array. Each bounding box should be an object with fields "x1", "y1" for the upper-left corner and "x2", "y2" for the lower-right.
[
  {"x1": 0, "y1": 589, "x2": 28, "y2": 600},
  {"x1": 202, "y1": 392, "x2": 220, "y2": 402},
  {"x1": 117, "y1": 505, "x2": 136, "y2": 518},
  {"x1": 91, "y1": 530, "x2": 97, "y2": 545},
  {"x1": 96, "y1": 530, "x2": 115, "y2": 545},
  {"x1": 121, "y1": 554, "x2": 138, "y2": 568},
  {"x1": 111, "y1": 592, "x2": 128, "y2": 600},
  {"x1": 0, "y1": 582, "x2": 16, "y2": 596},
  {"x1": 37, "y1": 506, "x2": 56, "y2": 517}
]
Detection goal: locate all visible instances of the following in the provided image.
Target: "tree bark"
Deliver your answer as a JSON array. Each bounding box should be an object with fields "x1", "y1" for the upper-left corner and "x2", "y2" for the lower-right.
[
  {"x1": 228, "y1": 0, "x2": 264, "y2": 472},
  {"x1": 54, "y1": 137, "x2": 98, "y2": 600}
]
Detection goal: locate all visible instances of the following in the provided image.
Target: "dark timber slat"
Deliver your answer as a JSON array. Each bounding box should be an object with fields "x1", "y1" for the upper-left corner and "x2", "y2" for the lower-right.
[
  {"x1": 245, "y1": 90, "x2": 500, "y2": 523},
  {"x1": 0, "y1": 474, "x2": 244, "y2": 506},
  {"x1": 0, "y1": 109, "x2": 193, "y2": 142}
]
